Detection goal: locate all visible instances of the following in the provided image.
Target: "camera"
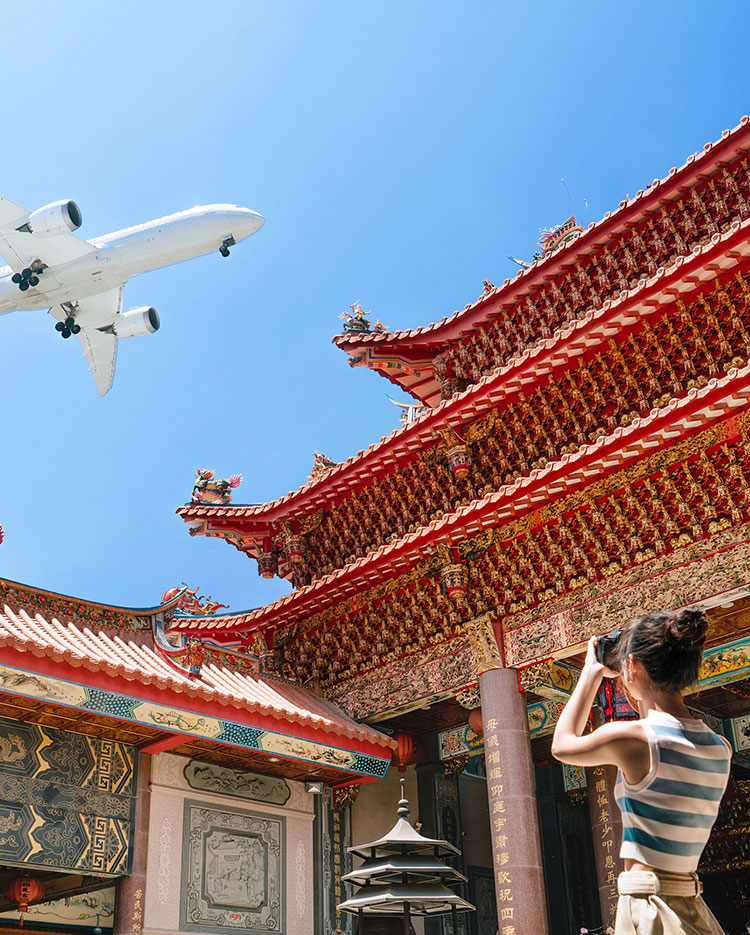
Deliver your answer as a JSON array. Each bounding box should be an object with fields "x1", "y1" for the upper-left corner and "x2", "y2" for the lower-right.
[{"x1": 596, "y1": 628, "x2": 622, "y2": 669}]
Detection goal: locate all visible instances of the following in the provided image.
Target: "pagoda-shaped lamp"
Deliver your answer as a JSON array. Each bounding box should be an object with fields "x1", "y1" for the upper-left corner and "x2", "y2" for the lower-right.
[{"x1": 337, "y1": 777, "x2": 473, "y2": 934}]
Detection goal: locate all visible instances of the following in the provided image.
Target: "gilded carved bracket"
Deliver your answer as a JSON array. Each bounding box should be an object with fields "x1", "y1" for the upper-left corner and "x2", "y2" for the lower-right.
[{"x1": 463, "y1": 613, "x2": 504, "y2": 675}]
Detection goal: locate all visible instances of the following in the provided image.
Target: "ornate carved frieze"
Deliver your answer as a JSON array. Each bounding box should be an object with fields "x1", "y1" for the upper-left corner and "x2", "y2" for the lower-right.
[
  {"x1": 434, "y1": 157, "x2": 750, "y2": 391},
  {"x1": 183, "y1": 760, "x2": 290, "y2": 805},
  {"x1": 297, "y1": 273, "x2": 750, "y2": 580},
  {"x1": 283, "y1": 417, "x2": 750, "y2": 690}
]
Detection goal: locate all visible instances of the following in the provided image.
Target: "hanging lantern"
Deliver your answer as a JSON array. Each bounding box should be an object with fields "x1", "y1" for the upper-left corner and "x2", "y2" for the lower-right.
[
  {"x1": 446, "y1": 444, "x2": 471, "y2": 479},
  {"x1": 285, "y1": 535, "x2": 304, "y2": 564},
  {"x1": 257, "y1": 551, "x2": 278, "y2": 579},
  {"x1": 391, "y1": 731, "x2": 423, "y2": 773},
  {"x1": 5, "y1": 877, "x2": 45, "y2": 926},
  {"x1": 467, "y1": 707, "x2": 484, "y2": 737},
  {"x1": 442, "y1": 563, "x2": 468, "y2": 601}
]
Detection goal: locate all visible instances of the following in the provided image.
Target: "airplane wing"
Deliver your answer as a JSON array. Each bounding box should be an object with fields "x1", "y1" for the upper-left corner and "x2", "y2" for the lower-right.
[
  {"x1": 0, "y1": 194, "x2": 94, "y2": 271},
  {"x1": 50, "y1": 288, "x2": 122, "y2": 396}
]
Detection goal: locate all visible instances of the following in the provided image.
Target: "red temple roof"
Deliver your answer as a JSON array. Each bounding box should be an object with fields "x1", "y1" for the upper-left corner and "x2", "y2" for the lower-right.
[
  {"x1": 334, "y1": 116, "x2": 750, "y2": 405},
  {"x1": 174, "y1": 359, "x2": 750, "y2": 638},
  {"x1": 179, "y1": 214, "x2": 750, "y2": 556},
  {"x1": 0, "y1": 601, "x2": 392, "y2": 751}
]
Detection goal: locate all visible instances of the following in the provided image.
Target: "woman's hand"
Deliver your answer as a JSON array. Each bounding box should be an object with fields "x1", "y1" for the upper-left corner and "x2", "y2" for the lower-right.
[{"x1": 584, "y1": 636, "x2": 620, "y2": 680}]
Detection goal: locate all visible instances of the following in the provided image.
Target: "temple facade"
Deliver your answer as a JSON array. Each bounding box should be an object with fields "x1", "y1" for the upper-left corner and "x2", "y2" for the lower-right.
[
  {"x1": 176, "y1": 117, "x2": 750, "y2": 934},
  {"x1": 3, "y1": 118, "x2": 750, "y2": 935}
]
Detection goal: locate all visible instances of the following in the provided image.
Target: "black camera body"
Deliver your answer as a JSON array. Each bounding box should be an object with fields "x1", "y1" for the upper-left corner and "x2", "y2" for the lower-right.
[{"x1": 596, "y1": 628, "x2": 622, "y2": 669}]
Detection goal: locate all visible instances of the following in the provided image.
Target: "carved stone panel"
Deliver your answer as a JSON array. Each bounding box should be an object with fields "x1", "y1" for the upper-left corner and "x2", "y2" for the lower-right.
[
  {"x1": 180, "y1": 800, "x2": 285, "y2": 934},
  {"x1": 183, "y1": 761, "x2": 290, "y2": 805}
]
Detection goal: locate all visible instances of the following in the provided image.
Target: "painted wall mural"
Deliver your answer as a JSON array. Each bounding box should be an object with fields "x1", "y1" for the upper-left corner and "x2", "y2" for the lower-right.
[
  {"x1": 180, "y1": 800, "x2": 284, "y2": 934},
  {"x1": 0, "y1": 886, "x2": 115, "y2": 930},
  {"x1": 0, "y1": 716, "x2": 136, "y2": 875},
  {"x1": 0, "y1": 664, "x2": 390, "y2": 780}
]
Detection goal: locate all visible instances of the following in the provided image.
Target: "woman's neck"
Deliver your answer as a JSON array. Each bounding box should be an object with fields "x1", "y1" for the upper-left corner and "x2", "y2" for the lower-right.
[{"x1": 638, "y1": 690, "x2": 692, "y2": 720}]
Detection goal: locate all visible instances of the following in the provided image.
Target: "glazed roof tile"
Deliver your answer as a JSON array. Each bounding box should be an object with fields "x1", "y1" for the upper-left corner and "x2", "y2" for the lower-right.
[
  {"x1": 178, "y1": 214, "x2": 750, "y2": 529},
  {"x1": 175, "y1": 359, "x2": 750, "y2": 637},
  {"x1": 0, "y1": 603, "x2": 393, "y2": 749},
  {"x1": 334, "y1": 116, "x2": 750, "y2": 356}
]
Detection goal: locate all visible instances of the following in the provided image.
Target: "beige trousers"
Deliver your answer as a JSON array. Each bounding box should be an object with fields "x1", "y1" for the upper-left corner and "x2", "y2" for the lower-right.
[{"x1": 615, "y1": 871, "x2": 724, "y2": 935}]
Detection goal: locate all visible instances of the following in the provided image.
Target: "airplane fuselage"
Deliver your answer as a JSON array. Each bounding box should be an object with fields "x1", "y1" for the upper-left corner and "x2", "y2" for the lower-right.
[{"x1": 0, "y1": 204, "x2": 263, "y2": 312}]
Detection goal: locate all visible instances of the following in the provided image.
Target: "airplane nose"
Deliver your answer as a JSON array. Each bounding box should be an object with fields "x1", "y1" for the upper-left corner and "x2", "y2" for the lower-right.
[{"x1": 242, "y1": 209, "x2": 264, "y2": 235}]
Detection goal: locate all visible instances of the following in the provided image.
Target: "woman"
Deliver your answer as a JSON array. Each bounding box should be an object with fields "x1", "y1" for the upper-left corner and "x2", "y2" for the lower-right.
[{"x1": 552, "y1": 608, "x2": 732, "y2": 935}]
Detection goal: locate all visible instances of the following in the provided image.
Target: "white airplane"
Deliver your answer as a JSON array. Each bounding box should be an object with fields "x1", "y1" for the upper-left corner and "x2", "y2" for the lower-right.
[{"x1": 0, "y1": 196, "x2": 264, "y2": 395}]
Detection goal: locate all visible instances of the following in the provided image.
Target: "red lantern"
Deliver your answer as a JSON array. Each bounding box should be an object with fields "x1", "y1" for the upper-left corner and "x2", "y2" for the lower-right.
[
  {"x1": 285, "y1": 535, "x2": 304, "y2": 564},
  {"x1": 391, "y1": 731, "x2": 423, "y2": 773},
  {"x1": 468, "y1": 707, "x2": 484, "y2": 737},
  {"x1": 257, "y1": 551, "x2": 278, "y2": 579},
  {"x1": 443, "y1": 563, "x2": 468, "y2": 601},
  {"x1": 446, "y1": 445, "x2": 471, "y2": 479},
  {"x1": 5, "y1": 877, "x2": 45, "y2": 926}
]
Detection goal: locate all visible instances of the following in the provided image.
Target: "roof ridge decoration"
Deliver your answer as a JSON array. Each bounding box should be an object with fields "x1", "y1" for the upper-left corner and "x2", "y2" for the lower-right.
[{"x1": 0, "y1": 576, "x2": 183, "y2": 632}]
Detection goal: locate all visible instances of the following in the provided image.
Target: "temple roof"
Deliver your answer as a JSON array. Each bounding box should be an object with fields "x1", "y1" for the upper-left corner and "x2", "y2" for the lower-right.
[
  {"x1": 173, "y1": 359, "x2": 750, "y2": 638},
  {"x1": 0, "y1": 601, "x2": 389, "y2": 747},
  {"x1": 334, "y1": 116, "x2": 750, "y2": 405},
  {"x1": 178, "y1": 215, "x2": 750, "y2": 565}
]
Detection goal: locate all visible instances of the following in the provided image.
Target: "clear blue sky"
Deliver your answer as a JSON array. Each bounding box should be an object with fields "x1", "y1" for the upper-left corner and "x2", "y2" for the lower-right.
[{"x1": 1, "y1": 1, "x2": 749, "y2": 613}]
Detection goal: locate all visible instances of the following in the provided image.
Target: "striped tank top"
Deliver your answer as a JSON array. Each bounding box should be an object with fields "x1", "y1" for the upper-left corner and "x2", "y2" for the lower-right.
[{"x1": 614, "y1": 710, "x2": 731, "y2": 873}]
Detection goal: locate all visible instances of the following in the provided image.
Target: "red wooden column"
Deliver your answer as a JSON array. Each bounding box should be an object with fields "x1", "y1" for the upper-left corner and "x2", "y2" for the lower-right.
[
  {"x1": 586, "y1": 763, "x2": 624, "y2": 930},
  {"x1": 114, "y1": 753, "x2": 152, "y2": 935},
  {"x1": 465, "y1": 614, "x2": 549, "y2": 935}
]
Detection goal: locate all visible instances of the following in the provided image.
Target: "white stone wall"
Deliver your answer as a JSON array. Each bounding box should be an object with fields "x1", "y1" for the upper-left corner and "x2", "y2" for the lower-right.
[{"x1": 142, "y1": 753, "x2": 315, "y2": 935}]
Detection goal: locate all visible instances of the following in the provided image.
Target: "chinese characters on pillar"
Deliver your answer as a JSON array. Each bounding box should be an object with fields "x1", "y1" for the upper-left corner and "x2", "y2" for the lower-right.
[
  {"x1": 485, "y1": 717, "x2": 516, "y2": 935},
  {"x1": 592, "y1": 766, "x2": 618, "y2": 926},
  {"x1": 131, "y1": 887, "x2": 143, "y2": 935}
]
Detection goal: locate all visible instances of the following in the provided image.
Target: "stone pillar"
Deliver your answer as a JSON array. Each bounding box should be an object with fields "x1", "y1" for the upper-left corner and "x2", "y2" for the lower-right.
[
  {"x1": 114, "y1": 753, "x2": 152, "y2": 935},
  {"x1": 586, "y1": 763, "x2": 624, "y2": 931},
  {"x1": 464, "y1": 614, "x2": 549, "y2": 935}
]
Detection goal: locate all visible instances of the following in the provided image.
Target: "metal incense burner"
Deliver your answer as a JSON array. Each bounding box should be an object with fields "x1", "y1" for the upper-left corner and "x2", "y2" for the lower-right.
[{"x1": 337, "y1": 778, "x2": 473, "y2": 934}]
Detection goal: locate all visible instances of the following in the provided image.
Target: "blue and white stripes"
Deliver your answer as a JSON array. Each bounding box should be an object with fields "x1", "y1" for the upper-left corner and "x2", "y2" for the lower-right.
[{"x1": 615, "y1": 711, "x2": 731, "y2": 872}]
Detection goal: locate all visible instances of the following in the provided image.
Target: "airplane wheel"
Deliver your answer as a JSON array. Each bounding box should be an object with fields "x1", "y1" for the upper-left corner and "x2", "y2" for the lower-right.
[
  {"x1": 55, "y1": 321, "x2": 65, "y2": 332},
  {"x1": 219, "y1": 245, "x2": 230, "y2": 257},
  {"x1": 19, "y1": 281, "x2": 29, "y2": 291},
  {"x1": 61, "y1": 329, "x2": 71, "y2": 339},
  {"x1": 21, "y1": 269, "x2": 32, "y2": 280},
  {"x1": 11, "y1": 273, "x2": 21, "y2": 284},
  {"x1": 28, "y1": 276, "x2": 39, "y2": 287},
  {"x1": 71, "y1": 324, "x2": 81, "y2": 335}
]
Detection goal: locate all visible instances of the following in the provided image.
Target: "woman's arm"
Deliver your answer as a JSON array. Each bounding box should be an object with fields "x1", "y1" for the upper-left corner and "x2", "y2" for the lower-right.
[{"x1": 551, "y1": 637, "x2": 649, "y2": 782}]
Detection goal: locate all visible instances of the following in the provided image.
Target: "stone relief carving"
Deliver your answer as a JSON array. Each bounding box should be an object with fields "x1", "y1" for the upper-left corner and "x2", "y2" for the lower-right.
[
  {"x1": 180, "y1": 800, "x2": 285, "y2": 934},
  {"x1": 183, "y1": 760, "x2": 290, "y2": 805}
]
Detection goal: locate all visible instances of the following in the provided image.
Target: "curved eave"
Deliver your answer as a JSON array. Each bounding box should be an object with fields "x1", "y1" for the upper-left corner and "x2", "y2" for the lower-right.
[
  {"x1": 0, "y1": 602, "x2": 393, "y2": 751},
  {"x1": 172, "y1": 361, "x2": 750, "y2": 637},
  {"x1": 177, "y1": 218, "x2": 750, "y2": 533},
  {"x1": 0, "y1": 575, "x2": 183, "y2": 618},
  {"x1": 333, "y1": 116, "x2": 750, "y2": 377}
]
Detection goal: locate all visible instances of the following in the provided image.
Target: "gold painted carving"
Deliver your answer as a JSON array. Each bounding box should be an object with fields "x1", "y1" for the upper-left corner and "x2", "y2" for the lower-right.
[{"x1": 463, "y1": 613, "x2": 504, "y2": 675}]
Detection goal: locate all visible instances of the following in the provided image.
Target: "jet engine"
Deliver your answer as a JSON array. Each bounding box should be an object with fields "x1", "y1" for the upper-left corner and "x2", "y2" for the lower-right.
[
  {"x1": 22, "y1": 200, "x2": 83, "y2": 236},
  {"x1": 112, "y1": 307, "x2": 160, "y2": 338}
]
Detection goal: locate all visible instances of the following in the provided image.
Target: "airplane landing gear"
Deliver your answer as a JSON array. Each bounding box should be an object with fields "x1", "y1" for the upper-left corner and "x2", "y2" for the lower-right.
[
  {"x1": 55, "y1": 317, "x2": 80, "y2": 340},
  {"x1": 12, "y1": 268, "x2": 41, "y2": 291},
  {"x1": 219, "y1": 235, "x2": 236, "y2": 258}
]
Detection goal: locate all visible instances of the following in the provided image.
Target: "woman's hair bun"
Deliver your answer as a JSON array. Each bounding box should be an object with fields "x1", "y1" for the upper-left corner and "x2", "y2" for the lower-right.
[{"x1": 662, "y1": 608, "x2": 708, "y2": 651}]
